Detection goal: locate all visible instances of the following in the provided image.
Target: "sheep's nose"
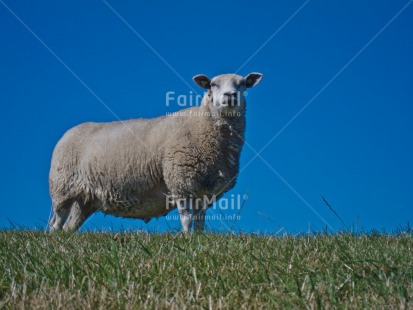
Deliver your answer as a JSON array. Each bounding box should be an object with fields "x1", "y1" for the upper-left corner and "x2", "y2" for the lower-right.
[
  {"x1": 224, "y1": 91, "x2": 237, "y2": 97},
  {"x1": 223, "y1": 91, "x2": 238, "y2": 106}
]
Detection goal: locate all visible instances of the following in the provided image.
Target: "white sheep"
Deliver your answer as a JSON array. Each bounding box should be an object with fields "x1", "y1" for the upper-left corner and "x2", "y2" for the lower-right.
[{"x1": 49, "y1": 73, "x2": 263, "y2": 232}]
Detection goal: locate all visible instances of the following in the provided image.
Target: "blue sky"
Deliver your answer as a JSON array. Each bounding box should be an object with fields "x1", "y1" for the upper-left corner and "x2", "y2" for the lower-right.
[{"x1": 1, "y1": 0, "x2": 412, "y2": 233}]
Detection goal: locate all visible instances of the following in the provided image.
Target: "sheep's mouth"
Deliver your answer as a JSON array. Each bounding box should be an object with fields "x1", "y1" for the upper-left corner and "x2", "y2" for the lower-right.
[{"x1": 222, "y1": 99, "x2": 239, "y2": 107}]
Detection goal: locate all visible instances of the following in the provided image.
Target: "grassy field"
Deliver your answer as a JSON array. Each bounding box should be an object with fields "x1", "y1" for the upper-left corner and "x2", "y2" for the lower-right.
[{"x1": 0, "y1": 231, "x2": 412, "y2": 309}]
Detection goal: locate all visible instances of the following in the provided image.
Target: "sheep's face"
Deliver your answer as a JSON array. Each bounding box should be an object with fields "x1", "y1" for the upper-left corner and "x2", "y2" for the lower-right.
[{"x1": 193, "y1": 73, "x2": 262, "y2": 116}]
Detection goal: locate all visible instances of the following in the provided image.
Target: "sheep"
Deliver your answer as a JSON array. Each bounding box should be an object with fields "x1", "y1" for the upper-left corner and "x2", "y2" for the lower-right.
[{"x1": 49, "y1": 72, "x2": 263, "y2": 232}]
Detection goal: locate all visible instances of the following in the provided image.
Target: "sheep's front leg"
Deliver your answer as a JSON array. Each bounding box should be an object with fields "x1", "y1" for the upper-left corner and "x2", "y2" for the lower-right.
[
  {"x1": 194, "y1": 208, "x2": 206, "y2": 232},
  {"x1": 177, "y1": 199, "x2": 193, "y2": 233}
]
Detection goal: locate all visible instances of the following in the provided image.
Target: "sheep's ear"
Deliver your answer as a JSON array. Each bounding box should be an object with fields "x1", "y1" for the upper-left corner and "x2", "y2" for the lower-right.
[
  {"x1": 245, "y1": 73, "x2": 263, "y2": 88},
  {"x1": 193, "y1": 74, "x2": 211, "y2": 89}
]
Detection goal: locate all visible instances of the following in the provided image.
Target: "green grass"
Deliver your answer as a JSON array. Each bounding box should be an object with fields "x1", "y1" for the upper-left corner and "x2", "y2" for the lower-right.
[{"x1": 0, "y1": 231, "x2": 412, "y2": 309}]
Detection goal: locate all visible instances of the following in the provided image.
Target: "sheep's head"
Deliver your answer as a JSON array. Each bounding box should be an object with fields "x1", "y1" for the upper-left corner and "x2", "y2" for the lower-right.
[{"x1": 193, "y1": 73, "x2": 262, "y2": 116}]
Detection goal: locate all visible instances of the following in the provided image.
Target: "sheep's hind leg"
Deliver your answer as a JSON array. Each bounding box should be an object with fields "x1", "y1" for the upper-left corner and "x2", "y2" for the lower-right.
[
  {"x1": 63, "y1": 200, "x2": 95, "y2": 232},
  {"x1": 49, "y1": 201, "x2": 71, "y2": 231}
]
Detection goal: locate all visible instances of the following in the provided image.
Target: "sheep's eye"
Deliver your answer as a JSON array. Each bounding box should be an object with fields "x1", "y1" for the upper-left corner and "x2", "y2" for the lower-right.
[{"x1": 211, "y1": 83, "x2": 219, "y2": 88}]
